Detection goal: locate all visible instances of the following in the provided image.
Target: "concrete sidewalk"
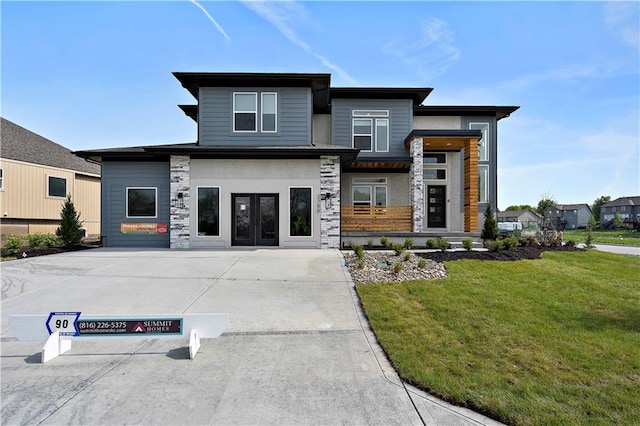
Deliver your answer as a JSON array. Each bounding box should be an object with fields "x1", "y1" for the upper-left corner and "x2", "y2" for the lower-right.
[{"x1": 1, "y1": 249, "x2": 500, "y2": 425}]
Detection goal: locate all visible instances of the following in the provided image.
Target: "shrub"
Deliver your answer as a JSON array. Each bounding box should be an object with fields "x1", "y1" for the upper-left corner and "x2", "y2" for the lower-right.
[
  {"x1": 56, "y1": 195, "x2": 84, "y2": 247},
  {"x1": 357, "y1": 258, "x2": 365, "y2": 269},
  {"x1": 403, "y1": 252, "x2": 411, "y2": 262},
  {"x1": 502, "y1": 235, "x2": 520, "y2": 250},
  {"x1": 27, "y1": 233, "x2": 47, "y2": 249},
  {"x1": 426, "y1": 238, "x2": 436, "y2": 249},
  {"x1": 393, "y1": 262, "x2": 403, "y2": 274},
  {"x1": 462, "y1": 238, "x2": 473, "y2": 251},
  {"x1": 485, "y1": 239, "x2": 505, "y2": 252},
  {"x1": 5, "y1": 235, "x2": 24, "y2": 255},
  {"x1": 367, "y1": 239, "x2": 373, "y2": 248},
  {"x1": 481, "y1": 203, "x2": 499, "y2": 242},
  {"x1": 380, "y1": 236, "x2": 388, "y2": 247},
  {"x1": 392, "y1": 243, "x2": 405, "y2": 256},
  {"x1": 585, "y1": 230, "x2": 594, "y2": 249},
  {"x1": 437, "y1": 237, "x2": 451, "y2": 252},
  {"x1": 42, "y1": 234, "x2": 61, "y2": 247},
  {"x1": 403, "y1": 238, "x2": 414, "y2": 250},
  {"x1": 418, "y1": 258, "x2": 427, "y2": 269},
  {"x1": 565, "y1": 240, "x2": 577, "y2": 247},
  {"x1": 353, "y1": 244, "x2": 364, "y2": 260}
]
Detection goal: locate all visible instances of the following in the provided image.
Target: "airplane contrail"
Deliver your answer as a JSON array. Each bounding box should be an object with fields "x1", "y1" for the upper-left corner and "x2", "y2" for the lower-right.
[{"x1": 190, "y1": 0, "x2": 231, "y2": 42}]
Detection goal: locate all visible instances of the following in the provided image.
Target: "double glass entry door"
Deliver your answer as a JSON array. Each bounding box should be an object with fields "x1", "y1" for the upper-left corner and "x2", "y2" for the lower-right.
[{"x1": 232, "y1": 194, "x2": 278, "y2": 246}]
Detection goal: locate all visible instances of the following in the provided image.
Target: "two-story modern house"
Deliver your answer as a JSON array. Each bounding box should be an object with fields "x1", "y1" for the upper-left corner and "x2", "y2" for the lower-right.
[
  {"x1": 600, "y1": 196, "x2": 640, "y2": 229},
  {"x1": 543, "y1": 203, "x2": 594, "y2": 230},
  {"x1": 76, "y1": 72, "x2": 518, "y2": 249}
]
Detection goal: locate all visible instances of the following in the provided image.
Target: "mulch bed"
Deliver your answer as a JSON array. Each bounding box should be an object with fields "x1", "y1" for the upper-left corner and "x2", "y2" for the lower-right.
[
  {"x1": 1, "y1": 244, "x2": 98, "y2": 260},
  {"x1": 417, "y1": 245, "x2": 584, "y2": 262}
]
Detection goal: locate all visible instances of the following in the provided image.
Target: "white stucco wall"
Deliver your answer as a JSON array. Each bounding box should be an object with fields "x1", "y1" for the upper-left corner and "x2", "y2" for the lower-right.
[{"x1": 413, "y1": 116, "x2": 461, "y2": 130}]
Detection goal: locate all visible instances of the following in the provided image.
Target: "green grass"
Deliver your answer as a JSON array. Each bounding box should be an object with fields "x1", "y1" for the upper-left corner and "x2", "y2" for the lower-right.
[
  {"x1": 357, "y1": 251, "x2": 640, "y2": 425},
  {"x1": 564, "y1": 229, "x2": 640, "y2": 247}
]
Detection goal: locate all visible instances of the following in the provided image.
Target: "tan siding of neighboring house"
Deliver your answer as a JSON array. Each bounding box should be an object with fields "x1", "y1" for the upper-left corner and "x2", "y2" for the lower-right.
[{"x1": 0, "y1": 158, "x2": 101, "y2": 239}]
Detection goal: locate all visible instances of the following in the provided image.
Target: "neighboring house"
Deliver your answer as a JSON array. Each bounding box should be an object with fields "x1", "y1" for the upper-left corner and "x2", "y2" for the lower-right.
[
  {"x1": 497, "y1": 209, "x2": 542, "y2": 233},
  {"x1": 543, "y1": 203, "x2": 593, "y2": 230},
  {"x1": 75, "y1": 72, "x2": 518, "y2": 249},
  {"x1": 600, "y1": 196, "x2": 640, "y2": 229},
  {"x1": 0, "y1": 118, "x2": 101, "y2": 241}
]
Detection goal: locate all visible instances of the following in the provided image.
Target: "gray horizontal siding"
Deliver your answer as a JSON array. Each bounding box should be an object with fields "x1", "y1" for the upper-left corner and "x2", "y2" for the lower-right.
[
  {"x1": 332, "y1": 99, "x2": 412, "y2": 158},
  {"x1": 199, "y1": 87, "x2": 312, "y2": 146},
  {"x1": 101, "y1": 161, "x2": 170, "y2": 248}
]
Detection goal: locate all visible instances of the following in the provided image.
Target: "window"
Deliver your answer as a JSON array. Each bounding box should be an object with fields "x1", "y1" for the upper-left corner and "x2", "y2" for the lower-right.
[
  {"x1": 48, "y1": 176, "x2": 67, "y2": 198},
  {"x1": 423, "y1": 169, "x2": 446, "y2": 180},
  {"x1": 352, "y1": 178, "x2": 387, "y2": 206},
  {"x1": 127, "y1": 187, "x2": 157, "y2": 218},
  {"x1": 424, "y1": 153, "x2": 447, "y2": 164},
  {"x1": 290, "y1": 187, "x2": 312, "y2": 237},
  {"x1": 0, "y1": 168, "x2": 3, "y2": 190},
  {"x1": 233, "y1": 92, "x2": 257, "y2": 132},
  {"x1": 469, "y1": 122, "x2": 489, "y2": 161},
  {"x1": 352, "y1": 110, "x2": 389, "y2": 152},
  {"x1": 197, "y1": 187, "x2": 220, "y2": 236},
  {"x1": 478, "y1": 165, "x2": 489, "y2": 203},
  {"x1": 261, "y1": 93, "x2": 277, "y2": 132}
]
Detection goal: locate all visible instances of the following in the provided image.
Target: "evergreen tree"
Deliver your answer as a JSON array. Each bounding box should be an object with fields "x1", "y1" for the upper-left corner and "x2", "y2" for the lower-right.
[
  {"x1": 56, "y1": 195, "x2": 84, "y2": 246},
  {"x1": 481, "y1": 203, "x2": 499, "y2": 241}
]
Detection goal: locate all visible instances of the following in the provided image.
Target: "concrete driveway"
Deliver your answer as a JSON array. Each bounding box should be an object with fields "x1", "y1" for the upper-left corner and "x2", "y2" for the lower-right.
[{"x1": 1, "y1": 248, "x2": 498, "y2": 425}]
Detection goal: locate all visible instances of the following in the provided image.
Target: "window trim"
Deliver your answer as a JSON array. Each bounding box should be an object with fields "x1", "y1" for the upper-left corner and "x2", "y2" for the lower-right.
[
  {"x1": 0, "y1": 168, "x2": 4, "y2": 191},
  {"x1": 375, "y1": 118, "x2": 389, "y2": 152},
  {"x1": 353, "y1": 110, "x2": 389, "y2": 117},
  {"x1": 352, "y1": 110, "x2": 390, "y2": 152},
  {"x1": 423, "y1": 152, "x2": 447, "y2": 165},
  {"x1": 126, "y1": 187, "x2": 158, "y2": 219},
  {"x1": 47, "y1": 175, "x2": 67, "y2": 199},
  {"x1": 469, "y1": 122, "x2": 489, "y2": 161},
  {"x1": 289, "y1": 186, "x2": 313, "y2": 238},
  {"x1": 233, "y1": 92, "x2": 258, "y2": 133},
  {"x1": 352, "y1": 118, "x2": 373, "y2": 152},
  {"x1": 196, "y1": 186, "x2": 221, "y2": 238},
  {"x1": 352, "y1": 178, "x2": 388, "y2": 206},
  {"x1": 260, "y1": 92, "x2": 278, "y2": 133},
  {"x1": 423, "y1": 168, "x2": 447, "y2": 180}
]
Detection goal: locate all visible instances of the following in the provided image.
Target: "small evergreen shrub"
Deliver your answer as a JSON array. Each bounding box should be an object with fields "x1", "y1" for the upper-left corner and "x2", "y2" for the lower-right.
[
  {"x1": 403, "y1": 238, "x2": 414, "y2": 250},
  {"x1": 437, "y1": 237, "x2": 451, "y2": 252},
  {"x1": 393, "y1": 262, "x2": 403, "y2": 274},
  {"x1": 462, "y1": 238, "x2": 473, "y2": 251},
  {"x1": 481, "y1": 203, "x2": 499, "y2": 242},
  {"x1": 353, "y1": 244, "x2": 364, "y2": 260},
  {"x1": 503, "y1": 235, "x2": 520, "y2": 249},
  {"x1": 485, "y1": 239, "x2": 505, "y2": 252},
  {"x1": 426, "y1": 238, "x2": 436, "y2": 249},
  {"x1": 418, "y1": 258, "x2": 427, "y2": 269},
  {"x1": 380, "y1": 236, "x2": 388, "y2": 247},
  {"x1": 56, "y1": 195, "x2": 84, "y2": 247},
  {"x1": 4, "y1": 235, "x2": 24, "y2": 255}
]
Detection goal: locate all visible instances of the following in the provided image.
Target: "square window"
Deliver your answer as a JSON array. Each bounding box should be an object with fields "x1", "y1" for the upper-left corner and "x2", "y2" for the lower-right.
[
  {"x1": 352, "y1": 186, "x2": 372, "y2": 206},
  {"x1": 48, "y1": 176, "x2": 67, "y2": 198},
  {"x1": 234, "y1": 93, "x2": 257, "y2": 132},
  {"x1": 127, "y1": 187, "x2": 157, "y2": 218}
]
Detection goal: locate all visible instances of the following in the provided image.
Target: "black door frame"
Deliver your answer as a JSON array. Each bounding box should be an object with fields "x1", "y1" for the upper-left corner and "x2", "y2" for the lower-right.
[{"x1": 231, "y1": 193, "x2": 279, "y2": 246}]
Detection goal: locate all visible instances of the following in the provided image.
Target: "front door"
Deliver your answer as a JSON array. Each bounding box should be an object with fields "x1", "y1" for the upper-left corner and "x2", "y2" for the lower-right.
[
  {"x1": 232, "y1": 194, "x2": 278, "y2": 246},
  {"x1": 427, "y1": 185, "x2": 446, "y2": 228}
]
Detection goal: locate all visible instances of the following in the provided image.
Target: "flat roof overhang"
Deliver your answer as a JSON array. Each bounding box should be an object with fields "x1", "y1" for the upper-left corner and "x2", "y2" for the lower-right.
[
  {"x1": 330, "y1": 87, "x2": 433, "y2": 106},
  {"x1": 404, "y1": 129, "x2": 482, "y2": 150},
  {"x1": 414, "y1": 105, "x2": 520, "y2": 121},
  {"x1": 75, "y1": 144, "x2": 360, "y2": 163},
  {"x1": 344, "y1": 158, "x2": 412, "y2": 172}
]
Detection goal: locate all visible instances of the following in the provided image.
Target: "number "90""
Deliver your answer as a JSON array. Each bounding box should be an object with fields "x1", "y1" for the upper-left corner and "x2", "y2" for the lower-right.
[{"x1": 55, "y1": 319, "x2": 69, "y2": 329}]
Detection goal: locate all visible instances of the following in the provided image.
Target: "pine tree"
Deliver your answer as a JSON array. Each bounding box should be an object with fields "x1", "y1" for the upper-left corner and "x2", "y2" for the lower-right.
[
  {"x1": 481, "y1": 203, "x2": 499, "y2": 241},
  {"x1": 56, "y1": 195, "x2": 84, "y2": 247}
]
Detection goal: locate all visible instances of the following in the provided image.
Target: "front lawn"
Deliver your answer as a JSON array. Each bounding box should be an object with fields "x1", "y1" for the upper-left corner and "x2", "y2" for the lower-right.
[
  {"x1": 357, "y1": 251, "x2": 640, "y2": 425},
  {"x1": 564, "y1": 229, "x2": 640, "y2": 247}
]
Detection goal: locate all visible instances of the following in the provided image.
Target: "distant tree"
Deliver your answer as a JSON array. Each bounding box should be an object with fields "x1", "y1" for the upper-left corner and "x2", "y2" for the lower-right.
[
  {"x1": 56, "y1": 195, "x2": 84, "y2": 247},
  {"x1": 481, "y1": 203, "x2": 499, "y2": 241},
  {"x1": 613, "y1": 211, "x2": 623, "y2": 229},
  {"x1": 506, "y1": 204, "x2": 536, "y2": 212},
  {"x1": 537, "y1": 192, "x2": 557, "y2": 216},
  {"x1": 591, "y1": 195, "x2": 611, "y2": 222}
]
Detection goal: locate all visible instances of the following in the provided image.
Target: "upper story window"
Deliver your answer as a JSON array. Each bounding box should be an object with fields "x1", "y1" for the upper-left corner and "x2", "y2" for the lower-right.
[
  {"x1": 233, "y1": 93, "x2": 257, "y2": 132},
  {"x1": 47, "y1": 176, "x2": 67, "y2": 198},
  {"x1": 352, "y1": 110, "x2": 389, "y2": 152},
  {"x1": 261, "y1": 93, "x2": 277, "y2": 132},
  {"x1": 233, "y1": 92, "x2": 278, "y2": 133},
  {"x1": 469, "y1": 122, "x2": 489, "y2": 161}
]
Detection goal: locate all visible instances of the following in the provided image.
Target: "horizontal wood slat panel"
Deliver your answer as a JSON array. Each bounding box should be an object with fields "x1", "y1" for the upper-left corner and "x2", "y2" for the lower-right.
[{"x1": 342, "y1": 206, "x2": 413, "y2": 232}]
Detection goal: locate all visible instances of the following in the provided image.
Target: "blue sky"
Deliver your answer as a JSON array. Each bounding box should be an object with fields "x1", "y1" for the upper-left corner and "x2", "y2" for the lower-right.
[{"x1": 2, "y1": 1, "x2": 638, "y2": 210}]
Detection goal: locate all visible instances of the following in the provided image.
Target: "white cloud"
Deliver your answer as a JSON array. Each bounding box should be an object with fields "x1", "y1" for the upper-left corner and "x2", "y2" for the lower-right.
[
  {"x1": 240, "y1": 0, "x2": 358, "y2": 85},
  {"x1": 190, "y1": 0, "x2": 231, "y2": 42},
  {"x1": 498, "y1": 64, "x2": 597, "y2": 91},
  {"x1": 382, "y1": 17, "x2": 460, "y2": 83},
  {"x1": 604, "y1": 1, "x2": 640, "y2": 50}
]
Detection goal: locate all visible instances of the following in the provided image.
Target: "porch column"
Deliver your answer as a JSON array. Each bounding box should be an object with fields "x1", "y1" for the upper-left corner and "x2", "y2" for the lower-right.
[
  {"x1": 409, "y1": 138, "x2": 424, "y2": 232},
  {"x1": 170, "y1": 155, "x2": 190, "y2": 249},
  {"x1": 320, "y1": 155, "x2": 340, "y2": 249},
  {"x1": 463, "y1": 139, "x2": 479, "y2": 232}
]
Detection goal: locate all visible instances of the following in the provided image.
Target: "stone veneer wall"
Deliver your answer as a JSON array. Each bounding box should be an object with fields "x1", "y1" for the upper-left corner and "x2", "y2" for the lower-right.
[
  {"x1": 170, "y1": 155, "x2": 190, "y2": 249},
  {"x1": 410, "y1": 138, "x2": 424, "y2": 232},
  {"x1": 320, "y1": 156, "x2": 340, "y2": 249}
]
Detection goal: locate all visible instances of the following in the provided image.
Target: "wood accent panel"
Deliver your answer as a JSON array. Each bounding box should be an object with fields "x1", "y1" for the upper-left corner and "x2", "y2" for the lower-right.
[
  {"x1": 463, "y1": 138, "x2": 479, "y2": 232},
  {"x1": 341, "y1": 206, "x2": 413, "y2": 232}
]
